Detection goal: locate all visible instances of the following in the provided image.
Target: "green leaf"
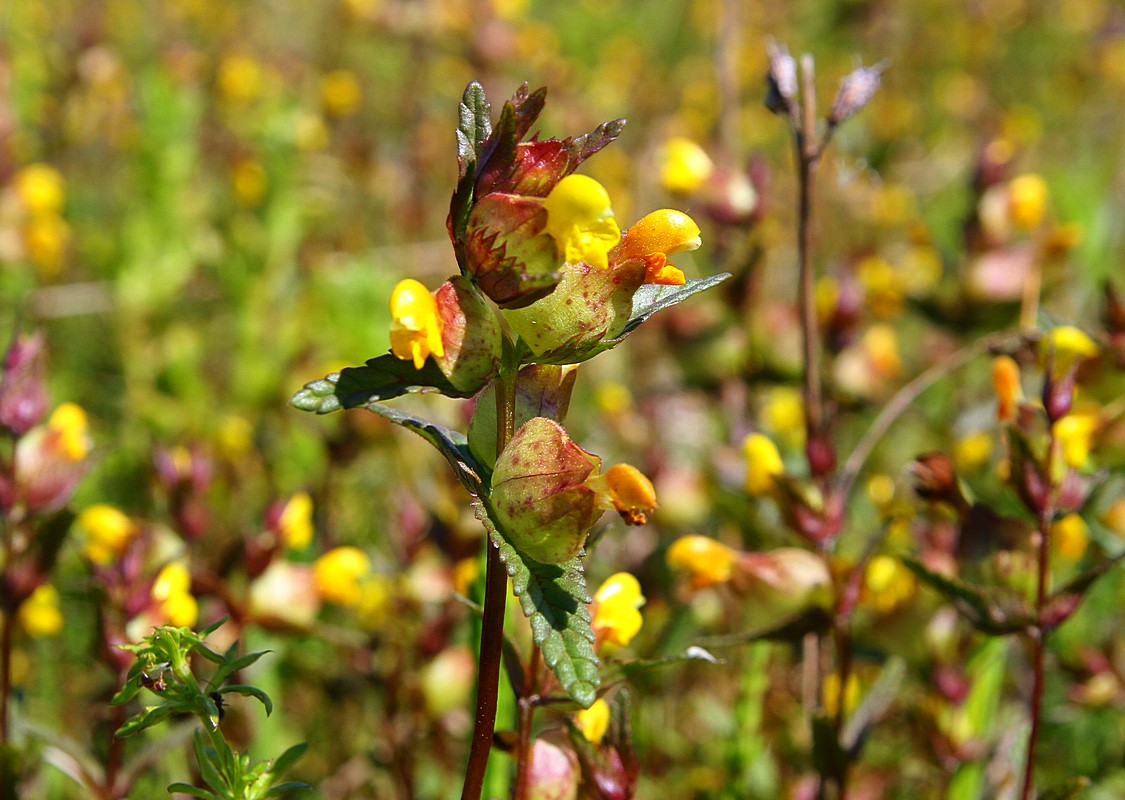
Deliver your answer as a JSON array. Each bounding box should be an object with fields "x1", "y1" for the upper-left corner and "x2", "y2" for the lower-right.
[
  {"x1": 841, "y1": 657, "x2": 906, "y2": 752},
  {"x1": 194, "y1": 731, "x2": 228, "y2": 792},
  {"x1": 1040, "y1": 777, "x2": 1091, "y2": 800},
  {"x1": 208, "y1": 649, "x2": 272, "y2": 690},
  {"x1": 291, "y1": 354, "x2": 475, "y2": 415},
  {"x1": 362, "y1": 402, "x2": 488, "y2": 496},
  {"x1": 902, "y1": 556, "x2": 1033, "y2": 635},
  {"x1": 116, "y1": 704, "x2": 175, "y2": 738},
  {"x1": 612, "y1": 646, "x2": 723, "y2": 679},
  {"x1": 451, "y1": 81, "x2": 492, "y2": 251},
  {"x1": 479, "y1": 504, "x2": 599, "y2": 707},
  {"x1": 167, "y1": 783, "x2": 216, "y2": 799},
  {"x1": 564, "y1": 118, "x2": 627, "y2": 168},
  {"x1": 271, "y1": 742, "x2": 309, "y2": 779},
  {"x1": 198, "y1": 615, "x2": 231, "y2": 637},
  {"x1": 523, "y1": 273, "x2": 731, "y2": 365},
  {"x1": 265, "y1": 782, "x2": 312, "y2": 797},
  {"x1": 218, "y1": 685, "x2": 273, "y2": 717}
]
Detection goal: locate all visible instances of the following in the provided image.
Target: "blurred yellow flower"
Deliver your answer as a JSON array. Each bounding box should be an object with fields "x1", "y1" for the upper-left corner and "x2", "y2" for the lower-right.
[
  {"x1": 658, "y1": 137, "x2": 714, "y2": 194},
  {"x1": 1008, "y1": 173, "x2": 1049, "y2": 231},
  {"x1": 357, "y1": 574, "x2": 391, "y2": 628},
  {"x1": 217, "y1": 54, "x2": 263, "y2": 103},
  {"x1": 76, "y1": 503, "x2": 136, "y2": 564},
  {"x1": 1051, "y1": 513, "x2": 1088, "y2": 562},
  {"x1": 1100, "y1": 499, "x2": 1125, "y2": 541},
  {"x1": 865, "y1": 473, "x2": 896, "y2": 508},
  {"x1": 592, "y1": 572, "x2": 645, "y2": 649},
  {"x1": 216, "y1": 414, "x2": 254, "y2": 459},
  {"x1": 856, "y1": 255, "x2": 904, "y2": 318},
  {"x1": 742, "y1": 432, "x2": 783, "y2": 496},
  {"x1": 1053, "y1": 411, "x2": 1098, "y2": 469},
  {"x1": 48, "y1": 403, "x2": 90, "y2": 461},
  {"x1": 864, "y1": 555, "x2": 916, "y2": 614},
  {"x1": 389, "y1": 279, "x2": 445, "y2": 370},
  {"x1": 863, "y1": 324, "x2": 901, "y2": 379},
  {"x1": 953, "y1": 431, "x2": 993, "y2": 472},
  {"x1": 13, "y1": 163, "x2": 65, "y2": 216},
  {"x1": 762, "y1": 386, "x2": 805, "y2": 449},
  {"x1": 1041, "y1": 325, "x2": 1099, "y2": 366},
  {"x1": 231, "y1": 159, "x2": 267, "y2": 206},
  {"x1": 278, "y1": 491, "x2": 314, "y2": 549},
  {"x1": 823, "y1": 670, "x2": 860, "y2": 719},
  {"x1": 18, "y1": 584, "x2": 63, "y2": 637},
  {"x1": 991, "y1": 355, "x2": 1021, "y2": 422},
  {"x1": 542, "y1": 174, "x2": 620, "y2": 271},
  {"x1": 320, "y1": 69, "x2": 362, "y2": 117},
  {"x1": 666, "y1": 535, "x2": 738, "y2": 588},
  {"x1": 23, "y1": 214, "x2": 71, "y2": 276},
  {"x1": 594, "y1": 381, "x2": 632, "y2": 415},
  {"x1": 152, "y1": 562, "x2": 198, "y2": 628},
  {"x1": 576, "y1": 697, "x2": 610, "y2": 743},
  {"x1": 314, "y1": 546, "x2": 372, "y2": 606}
]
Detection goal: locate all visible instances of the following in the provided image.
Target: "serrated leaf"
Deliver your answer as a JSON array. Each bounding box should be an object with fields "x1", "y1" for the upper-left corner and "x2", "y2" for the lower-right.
[
  {"x1": 564, "y1": 118, "x2": 628, "y2": 168},
  {"x1": 116, "y1": 704, "x2": 175, "y2": 738},
  {"x1": 271, "y1": 742, "x2": 309, "y2": 779},
  {"x1": 167, "y1": 783, "x2": 216, "y2": 799},
  {"x1": 522, "y1": 273, "x2": 731, "y2": 365},
  {"x1": 902, "y1": 556, "x2": 1033, "y2": 635},
  {"x1": 291, "y1": 354, "x2": 475, "y2": 415},
  {"x1": 479, "y1": 504, "x2": 599, "y2": 707},
  {"x1": 218, "y1": 685, "x2": 273, "y2": 717},
  {"x1": 361, "y1": 402, "x2": 488, "y2": 496},
  {"x1": 451, "y1": 82, "x2": 493, "y2": 251}
]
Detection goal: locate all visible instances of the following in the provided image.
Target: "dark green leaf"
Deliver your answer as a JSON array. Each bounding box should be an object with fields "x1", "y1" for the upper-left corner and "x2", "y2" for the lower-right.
[
  {"x1": 564, "y1": 119, "x2": 627, "y2": 169},
  {"x1": 115, "y1": 704, "x2": 175, "y2": 738},
  {"x1": 479, "y1": 502, "x2": 599, "y2": 707},
  {"x1": 290, "y1": 355, "x2": 474, "y2": 415},
  {"x1": 194, "y1": 731, "x2": 228, "y2": 792},
  {"x1": 198, "y1": 615, "x2": 231, "y2": 637},
  {"x1": 902, "y1": 556, "x2": 1033, "y2": 635},
  {"x1": 111, "y1": 678, "x2": 142, "y2": 706},
  {"x1": 524, "y1": 273, "x2": 731, "y2": 365},
  {"x1": 362, "y1": 402, "x2": 488, "y2": 496},
  {"x1": 613, "y1": 646, "x2": 723, "y2": 679},
  {"x1": 271, "y1": 742, "x2": 309, "y2": 779},
  {"x1": 209, "y1": 650, "x2": 271, "y2": 690},
  {"x1": 166, "y1": 783, "x2": 216, "y2": 799},
  {"x1": 451, "y1": 81, "x2": 492, "y2": 250},
  {"x1": 218, "y1": 685, "x2": 273, "y2": 717},
  {"x1": 265, "y1": 782, "x2": 312, "y2": 797}
]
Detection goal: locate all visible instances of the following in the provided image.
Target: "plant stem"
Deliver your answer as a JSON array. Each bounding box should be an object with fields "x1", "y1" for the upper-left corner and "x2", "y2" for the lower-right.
[
  {"x1": 461, "y1": 351, "x2": 517, "y2": 800},
  {"x1": 795, "y1": 54, "x2": 824, "y2": 456},
  {"x1": 513, "y1": 645, "x2": 542, "y2": 800},
  {"x1": 1019, "y1": 503, "x2": 1053, "y2": 800}
]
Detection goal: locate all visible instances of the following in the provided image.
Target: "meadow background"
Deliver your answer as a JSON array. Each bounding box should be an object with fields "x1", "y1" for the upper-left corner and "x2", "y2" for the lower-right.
[{"x1": 1, "y1": 0, "x2": 1124, "y2": 798}]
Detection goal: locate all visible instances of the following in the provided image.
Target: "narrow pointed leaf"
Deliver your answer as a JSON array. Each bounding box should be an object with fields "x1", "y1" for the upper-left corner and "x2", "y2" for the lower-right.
[
  {"x1": 166, "y1": 783, "x2": 216, "y2": 799},
  {"x1": 841, "y1": 657, "x2": 906, "y2": 752},
  {"x1": 362, "y1": 402, "x2": 488, "y2": 496},
  {"x1": 219, "y1": 685, "x2": 273, "y2": 716},
  {"x1": 564, "y1": 119, "x2": 628, "y2": 168},
  {"x1": 265, "y1": 782, "x2": 313, "y2": 797},
  {"x1": 902, "y1": 556, "x2": 1033, "y2": 635},
  {"x1": 115, "y1": 704, "x2": 175, "y2": 738},
  {"x1": 271, "y1": 742, "x2": 309, "y2": 779},
  {"x1": 209, "y1": 650, "x2": 272, "y2": 690}
]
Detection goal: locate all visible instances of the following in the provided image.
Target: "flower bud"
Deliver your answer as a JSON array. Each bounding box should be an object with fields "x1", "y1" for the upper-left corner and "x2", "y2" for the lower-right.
[
  {"x1": 490, "y1": 418, "x2": 603, "y2": 563},
  {"x1": 431, "y1": 276, "x2": 503, "y2": 392},
  {"x1": 666, "y1": 535, "x2": 738, "y2": 589},
  {"x1": 0, "y1": 331, "x2": 48, "y2": 435},
  {"x1": 828, "y1": 62, "x2": 886, "y2": 127},
  {"x1": 528, "y1": 739, "x2": 579, "y2": 800},
  {"x1": 764, "y1": 40, "x2": 798, "y2": 116},
  {"x1": 468, "y1": 364, "x2": 578, "y2": 469},
  {"x1": 990, "y1": 355, "x2": 1021, "y2": 422}
]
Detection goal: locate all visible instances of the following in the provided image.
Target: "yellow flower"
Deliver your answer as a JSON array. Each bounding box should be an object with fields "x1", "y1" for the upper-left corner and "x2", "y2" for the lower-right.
[
  {"x1": 278, "y1": 491, "x2": 314, "y2": 549},
  {"x1": 864, "y1": 555, "x2": 916, "y2": 614},
  {"x1": 953, "y1": 431, "x2": 993, "y2": 473},
  {"x1": 542, "y1": 174, "x2": 621, "y2": 270},
  {"x1": 742, "y1": 433, "x2": 783, "y2": 496},
  {"x1": 18, "y1": 584, "x2": 63, "y2": 637},
  {"x1": 23, "y1": 215, "x2": 71, "y2": 276},
  {"x1": 314, "y1": 546, "x2": 372, "y2": 606},
  {"x1": 618, "y1": 209, "x2": 701, "y2": 286},
  {"x1": 1053, "y1": 411, "x2": 1098, "y2": 469},
  {"x1": 13, "y1": 163, "x2": 65, "y2": 216},
  {"x1": 1100, "y1": 499, "x2": 1125, "y2": 541},
  {"x1": 1051, "y1": 513, "x2": 1088, "y2": 562},
  {"x1": 666, "y1": 535, "x2": 738, "y2": 588},
  {"x1": 48, "y1": 403, "x2": 90, "y2": 461},
  {"x1": 320, "y1": 69, "x2": 362, "y2": 117},
  {"x1": 991, "y1": 355, "x2": 1021, "y2": 422},
  {"x1": 217, "y1": 54, "x2": 262, "y2": 103},
  {"x1": 576, "y1": 697, "x2": 610, "y2": 743},
  {"x1": 389, "y1": 279, "x2": 445, "y2": 370},
  {"x1": 862, "y1": 324, "x2": 901, "y2": 379},
  {"x1": 592, "y1": 572, "x2": 645, "y2": 649},
  {"x1": 823, "y1": 671, "x2": 860, "y2": 719},
  {"x1": 601, "y1": 464, "x2": 657, "y2": 526},
  {"x1": 1008, "y1": 173, "x2": 1049, "y2": 231},
  {"x1": 761, "y1": 386, "x2": 805, "y2": 448},
  {"x1": 152, "y1": 562, "x2": 198, "y2": 628},
  {"x1": 856, "y1": 255, "x2": 904, "y2": 318},
  {"x1": 1041, "y1": 325, "x2": 1099, "y2": 367},
  {"x1": 356, "y1": 574, "x2": 391, "y2": 629},
  {"x1": 231, "y1": 158, "x2": 267, "y2": 206},
  {"x1": 658, "y1": 137, "x2": 714, "y2": 194},
  {"x1": 76, "y1": 504, "x2": 136, "y2": 564}
]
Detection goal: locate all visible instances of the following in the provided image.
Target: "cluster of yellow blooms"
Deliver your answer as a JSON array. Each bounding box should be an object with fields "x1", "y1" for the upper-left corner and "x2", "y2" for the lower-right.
[{"x1": 11, "y1": 164, "x2": 71, "y2": 276}]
